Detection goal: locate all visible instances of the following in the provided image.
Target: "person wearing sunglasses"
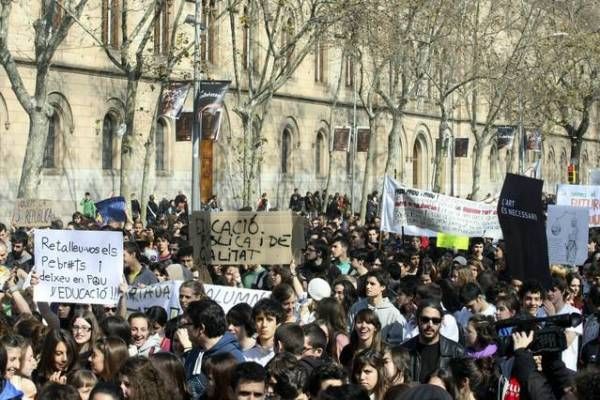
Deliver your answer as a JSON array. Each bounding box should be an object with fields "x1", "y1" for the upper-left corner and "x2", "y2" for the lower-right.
[{"x1": 399, "y1": 300, "x2": 464, "y2": 383}]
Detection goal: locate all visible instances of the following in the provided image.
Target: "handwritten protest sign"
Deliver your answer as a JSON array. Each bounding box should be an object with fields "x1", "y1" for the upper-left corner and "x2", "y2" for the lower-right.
[
  {"x1": 33, "y1": 229, "x2": 123, "y2": 305},
  {"x1": 126, "y1": 281, "x2": 270, "y2": 316},
  {"x1": 556, "y1": 184, "x2": 600, "y2": 226},
  {"x1": 546, "y1": 205, "x2": 589, "y2": 266},
  {"x1": 436, "y1": 233, "x2": 469, "y2": 250},
  {"x1": 12, "y1": 199, "x2": 56, "y2": 227},
  {"x1": 381, "y1": 175, "x2": 502, "y2": 238},
  {"x1": 191, "y1": 211, "x2": 294, "y2": 265}
]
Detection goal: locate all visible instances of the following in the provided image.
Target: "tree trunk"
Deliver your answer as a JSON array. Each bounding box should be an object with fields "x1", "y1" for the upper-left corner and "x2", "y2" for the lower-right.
[
  {"x1": 359, "y1": 116, "x2": 377, "y2": 222},
  {"x1": 120, "y1": 78, "x2": 140, "y2": 218},
  {"x1": 384, "y1": 111, "x2": 402, "y2": 177},
  {"x1": 18, "y1": 110, "x2": 50, "y2": 198},
  {"x1": 570, "y1": 135, "x2": 583, "y2": 184},
  {"x1": 433, "y1": 115, "x2": 449, "y2": 193},
  {"x1": 140, "y1": 88, "x2": 163, "y2": 224},
  {"x1": 471, "y1": 138, "x2": 484, "y2": 200}
]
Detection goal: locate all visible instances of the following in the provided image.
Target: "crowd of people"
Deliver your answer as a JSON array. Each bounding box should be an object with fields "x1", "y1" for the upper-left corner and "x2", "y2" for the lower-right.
[{"x1": 0, "y1": 189, "x2": 598, "y2": 400}]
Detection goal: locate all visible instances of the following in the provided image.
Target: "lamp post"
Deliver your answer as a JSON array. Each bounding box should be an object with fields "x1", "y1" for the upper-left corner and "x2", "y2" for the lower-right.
[{"x1": 189, "y1": 0, "x2": 203, "y2": 213}]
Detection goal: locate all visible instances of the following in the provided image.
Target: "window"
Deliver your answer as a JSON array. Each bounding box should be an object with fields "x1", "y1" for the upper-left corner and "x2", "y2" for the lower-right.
[
  {"x1": 44, "y1": 113, "x2": 59, "y2": 169},
  {"x1": 345, "y1": 55, "x2": 354, "y2": 87},
  {"x1": 314, "y1": 39, "x2": 326, "y2": 83},
  {"x1": 102, "y1": 0, "x2": 120, "y2": 48},
  {"x1": 316, "y1": 131, "x2": 326, "y2": 176},
  {"x1": 102, "y1": 114, "x2": 115, "y2": 170},
  {"x1": 201, "y1": 0, "x2": 216, "y2": 63},
  {"x1": 154, "y1": 0, "x2": 171, "y2": 55},
  {"x1": 281, "y1": 127, "x2": 292, "y2": 174},
  {"x1": 156, "y1": 119, "x2": 166, "y2": 172}
]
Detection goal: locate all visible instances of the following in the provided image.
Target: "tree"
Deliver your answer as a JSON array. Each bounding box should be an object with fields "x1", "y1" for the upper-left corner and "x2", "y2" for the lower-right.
[{"x1": 0, "y1": 0, "x2": 89, "y2": 198}]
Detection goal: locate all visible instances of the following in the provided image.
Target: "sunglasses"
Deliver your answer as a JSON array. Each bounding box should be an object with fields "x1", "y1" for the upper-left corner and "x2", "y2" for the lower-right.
[
  {"x1": 104, "y1": 307, "x2": 117, "y2": 312},
  {"x1": 419, "y1": 316, "x2": 442, "y2": 325}
]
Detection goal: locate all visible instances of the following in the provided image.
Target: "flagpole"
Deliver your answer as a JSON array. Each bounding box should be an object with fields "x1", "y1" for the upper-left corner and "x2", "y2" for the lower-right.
[{"x1": 191, "y1": 0, "x2": 203, "y2": 213}]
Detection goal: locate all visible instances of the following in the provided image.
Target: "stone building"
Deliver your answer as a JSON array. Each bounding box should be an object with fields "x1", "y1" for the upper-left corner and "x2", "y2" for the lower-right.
[{"x1": 0, "y1": 0, "x2": 598, "y2": 221}]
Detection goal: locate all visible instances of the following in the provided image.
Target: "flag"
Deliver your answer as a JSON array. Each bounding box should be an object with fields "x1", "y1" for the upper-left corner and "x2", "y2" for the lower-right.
[
  {"x1": 197, "y1": 80, "x2": 231, "y2": 140},
  {"x1": 497, "y1": 174, "x2": 551, "y2": 288},
  {"x1": 95, "y1": 196, "x2": 127, "y2": 225},
  {"x1": 496, "y1": 126, "x2": 516, "y2": 150},
  {"x1": 160, "y1": 82, "x2": 191, "y2": 118},
  {"x1": 332, "y1": 127, "x2": 351, "y2": 151}
]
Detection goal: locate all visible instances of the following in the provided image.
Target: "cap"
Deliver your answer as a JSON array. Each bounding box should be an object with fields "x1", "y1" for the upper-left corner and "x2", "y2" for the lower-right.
[
  {"x1": 307, "y1": 278, "x2": 331, "y2": 301},
  {"x1": 452, "y1": 256, "x2": 467, "y2": 266}
]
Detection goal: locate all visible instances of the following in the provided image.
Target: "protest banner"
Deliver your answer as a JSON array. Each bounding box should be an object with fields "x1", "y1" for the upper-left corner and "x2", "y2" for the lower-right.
[
  {"x1": 546, "y1": 205, "x2": 589, "y2": 266},
  {"x1": 436, "y1": 233, "x2": 469, "y2": 250},
  {"x1": 556, "y1": 184, "x2": 600, "y2": 226},
  {"x1": 380, "y1": 175, "x2": 502, "y2": 238},
  {"x1": 191, "y1": 211, "x2": 294, "y2": 265},
  {"x1": 126, "y1": 281, "x2": 270, "y2": 316},
  {"x1": 12, "y1": 199, "x2": 56, "y2": 227},
  {"x1": 497, "y1": 174, "x2": 551, "y2": 288},
  {"x1": 33, "y1": 229, "x2": 123, "y2": 305}
]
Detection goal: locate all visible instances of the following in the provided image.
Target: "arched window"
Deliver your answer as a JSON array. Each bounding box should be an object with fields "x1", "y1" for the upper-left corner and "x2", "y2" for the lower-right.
[
  {"x1": 413, "y1": 136, "x2": 427, "y2": 189},
  {"x1": 314, "y1": 38, "x2": 326, "y2": 83},
  {"x1": 156, "y1": 119, "x2": 166, "y2": 172},
  {"x1": 43, "y1": 112, "x2": 60, "y2": 169},
  {"x1": 316, "y1": 130, "x2": 326, "y2": 176},
  {"x1": 102, "y1": 114, "x2": 115, "y2": 170},
  {"x1": 489, "y1": 145, "x2": 499, "y2": 181},
  {"x1": 281, "y1": 127, "x2": 292, "y2": 174}
]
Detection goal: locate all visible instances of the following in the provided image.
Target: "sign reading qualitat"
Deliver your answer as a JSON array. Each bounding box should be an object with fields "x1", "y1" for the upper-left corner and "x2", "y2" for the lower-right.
[
  {"x1": 380, "y1": 175, "x2": 502, "y2": 238},
  {"x1": 33, "y1": 229, "x2": 123, "y2": 305},
  {"x1": 191, "y1": 211, "x2": 294, "y2": 265}
]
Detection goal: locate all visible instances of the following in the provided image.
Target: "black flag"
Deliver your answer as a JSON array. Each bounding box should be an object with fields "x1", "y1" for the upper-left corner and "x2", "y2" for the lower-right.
[
  {"x1": 197, "y1": 80, "x2": 231, "y2": 140},
  {"x1": 497, "y1": 174, "x2": 551, "y2": 288}
]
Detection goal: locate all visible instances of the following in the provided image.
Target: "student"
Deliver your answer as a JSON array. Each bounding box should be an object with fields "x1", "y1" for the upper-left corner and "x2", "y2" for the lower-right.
[
  {"x1": 243, "y1": 299, "x2": 285, "y2": 366},
  {"x1": 351, "y1": 350, "x2": 387, "y2": 400},
  {"x1": 67, "y1": 369, "x2": 98, "y2": 400},
  {"x1": 228, "y1": 362, "x2": 267, "y2": 400},
  {"x1": 118, "y1": 356, "x2": 169, "y2": 400},
  {"x1": 89, "y1": 337, "x2": 129, "y2": 383},
  {"x1": 127, "y1": 313, "x2": 162, "y2": 357},
  {"x1": 32, "y1": 329, "x2": 79, "y2": 387}
]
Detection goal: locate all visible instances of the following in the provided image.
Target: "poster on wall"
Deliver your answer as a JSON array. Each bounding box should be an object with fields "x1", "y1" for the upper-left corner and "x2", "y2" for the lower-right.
[
  {"x1": 332, "y1": 127, "x2": 351, "y2": 151},
  {"x1": 356, "y1": 128, "x2": 370, "y2": 152}
]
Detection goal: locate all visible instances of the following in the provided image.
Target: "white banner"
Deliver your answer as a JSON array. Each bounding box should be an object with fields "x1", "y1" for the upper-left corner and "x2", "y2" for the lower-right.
[
  {"x1": 380, "y1": 175, "x2": 502, "y2": 238},
  {"x1": 556, "y1": 184, "x2": 600, "y2": 226},
  {"x1": 546, "y1": 205, "x2": 589, "y2": 266},
  {"x1": 126, "y1": 281, "x2": 271, "y2": 316},
  {"x1": 33, "y1": 229, "x2": 123, "y2": 305}
]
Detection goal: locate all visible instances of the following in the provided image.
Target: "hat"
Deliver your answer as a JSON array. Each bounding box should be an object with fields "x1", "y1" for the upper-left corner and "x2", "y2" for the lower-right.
[
  {"x1": 452, "y1": 256, "x2": 467, "y2": 266},
  {"x1": 308, "y1": 278, "x2": 331, "y2": 301}
]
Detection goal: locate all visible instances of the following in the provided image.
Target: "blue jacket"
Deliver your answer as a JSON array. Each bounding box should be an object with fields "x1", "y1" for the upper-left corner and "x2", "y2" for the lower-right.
[
  {"x1": 0, "y1": 380, "x2": 22, "y2": 400},
  {"x1": 184, "y1": 332, "x2": 244, "y2": 399}
]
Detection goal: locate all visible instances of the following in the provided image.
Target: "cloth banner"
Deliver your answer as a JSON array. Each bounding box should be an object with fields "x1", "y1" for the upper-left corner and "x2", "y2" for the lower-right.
[
  {"x1": 496, "y1": 126, "x2": 516, "y2": 150},
  {"x1": 356, "y1": 128, "x2": 370, "y2": 152},
  {"x1": 556, "y1": 184, "x2": 600, "y2": 226},
  {"x1": 332, "y1": 127, "x2": 351, "y2": 151},
  {"x1": 380, "y1": 175, "x2": 502, "y2": 238},
  {"x1": 197, "y1": 80, "x2": 230, "y2": 140},
  {"x1": 497, "y1": 174, "x2": 551, "y2": 288},
  {"x1": 436, "y1": 233, "x2": 469, "y2": 250},
  {"x1": 526, "y1": 128, "x2": 542, "y2": 152},
  {"x1": 12, "y1": 199, "x2": 57, "y2": 228},
  {"x1": 160, "y1": 82, "x2": 190, "y2": 119},
  {"x1": 546, "y1": 205, "x2": 589, "y2": 266},
  {"x1": 190, "y1": 211, "x2": 295, "y2": 265},
  {"x1": 126, "y1": 281, "x2": 270, "y2": 316},
  {"x1": 33, "y1": 229, "x2": 123, "y2": 305},
  {"x1": 454, "y1": 138, "x2": 469, "y2": 158},
  {"x1": 95, "y1": 196, "x2": 127, "y2": 225}
]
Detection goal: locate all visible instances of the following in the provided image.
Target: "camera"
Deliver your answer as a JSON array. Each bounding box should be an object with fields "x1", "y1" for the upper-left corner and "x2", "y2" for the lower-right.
[{"x1": 495, "y1": 313, "x2": 582, "y2": 355}]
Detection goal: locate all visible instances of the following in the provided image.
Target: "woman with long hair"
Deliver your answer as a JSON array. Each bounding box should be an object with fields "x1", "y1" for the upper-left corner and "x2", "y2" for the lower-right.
[
  {"x1": 314, "y1": 297, "x2": 349, "y2": 362},
  {"x1": 465, "y1": 315, "x2": 497, "y2": 360},
  {"x1": 149, "y1": 352, "x2": 190, "y2": 400},
  {"x1": 89, "y1": 337, "x2": 130, "y2": 383},
  {"x1": 351, "y1": 350, "x2": 387, "y2": 400},
  {"x1": 0, "y1": 344, "x2": 24, "y2": 399},
  {"x1": 226, "y1": 303, "x2": 256, "y2": 351},
  {"x1": 32, "y1": 328, "x2": 79, "y2": 387},
  {"x1": 567, "y1": 271, "x2": 584, "y2": 310},
  {"x1": 67, "y1": 369, "x2": 98, "y2": 400},
  {"x1": 339, "y1": 309, "x2": 382, "y2": 370},
  {"x1": 332, "y1": 278, "x2": 358, "y2": 315},
  {"x1": 118, "y1": 356, "x2": 169, "y2": 400},
  {"x1": 380, "y1": 343, "x2": 411, "y2": 386},
  {"x1": 69, "y1": 309, "x2": 101, "y2": 367},
  {"x1": 199, "y1": 352, "x2": 237, "y2": 400}
]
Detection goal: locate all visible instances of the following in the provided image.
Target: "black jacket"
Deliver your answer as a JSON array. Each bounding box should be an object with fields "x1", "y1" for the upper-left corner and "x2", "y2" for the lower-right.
[{"x1": 400, "y1": 335, "x2": 465, "y2": 382}]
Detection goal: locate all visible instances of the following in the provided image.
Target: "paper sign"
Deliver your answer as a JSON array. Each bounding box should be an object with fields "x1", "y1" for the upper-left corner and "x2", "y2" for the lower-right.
[
  {"x1": 33, "y1": 229, "x2": 123, "y2": 305},
  {"x1": 12, "y1": 199, "x2": 56, "y2": 227},
  {"x1": 380, "y1": 175, "x2": 502, "y2": 238},
  {"x1": 436, "y1": 233, "x2": 469, "y2": 250},
  {"x1": 590, "y1": 169, "x2": 600, "y2": 185},
  {"x1": 191, "y1": 211, "x2": 294, "y2": 265},
  {"x1": 546, "y1": 205, "x2": 589, "y2": 266},
  {"x1": 126, "y1": 281, "x2": 270, "y2": 316},
  {"x1": 556, "y1": 184, "x2": 600, "y2": 226}
]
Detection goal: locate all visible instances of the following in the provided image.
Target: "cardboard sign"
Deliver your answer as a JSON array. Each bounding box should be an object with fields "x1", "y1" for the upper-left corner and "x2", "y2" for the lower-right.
[
  {"x1": 191, "y1": 211, "x2": 294, "y2": 265},
  {"x1": 33, "y1": 229, "x2": 123, "y2": 305},
  {"x1": 547, "y1": 205, "x2": 589, "y2": 266},
  {"x1": 436, "y1": 233, "x2": 469, "y2": 250},
  {"x1": 126, "y1": 281, "x2": 270, "y2": 316},
  {"x1": 557, "y1": 184, "x2": 600, "y2": 226},
  {"x1": 12, "y1": 199, "x2": 56, "y2": 227}
]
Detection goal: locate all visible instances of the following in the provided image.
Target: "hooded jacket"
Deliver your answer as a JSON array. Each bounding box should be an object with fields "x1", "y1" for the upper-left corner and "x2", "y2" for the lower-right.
[
  {"x1": 184, "y1": 332, "x2": 244, "y2": 400},
  {"x1": 348, "y1": 297, "x2": 407, "y2": 336}
]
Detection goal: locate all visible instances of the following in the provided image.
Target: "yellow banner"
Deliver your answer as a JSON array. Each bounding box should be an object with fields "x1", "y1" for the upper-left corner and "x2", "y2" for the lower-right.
[{"x1": 436, "y1": 232, "x2": 469, "y2": 250}]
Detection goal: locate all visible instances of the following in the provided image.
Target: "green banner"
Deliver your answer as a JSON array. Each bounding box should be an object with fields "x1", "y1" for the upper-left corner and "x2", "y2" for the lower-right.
[{"x1": 437, "y1": 233, "x2": 469, "y2": 250}]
